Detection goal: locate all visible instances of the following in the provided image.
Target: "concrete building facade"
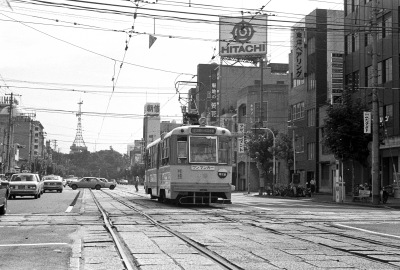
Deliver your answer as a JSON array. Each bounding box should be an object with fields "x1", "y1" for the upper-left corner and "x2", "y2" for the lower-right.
[{"x1": 289, "y1": 9, "x2": 344, "y2": 193}]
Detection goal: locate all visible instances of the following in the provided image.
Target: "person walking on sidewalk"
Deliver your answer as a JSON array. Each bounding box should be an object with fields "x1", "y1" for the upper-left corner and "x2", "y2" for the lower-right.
[
  {"x1": 310, "y1": 178, "x2": 316, "y2": 193},
  {"x1": 134, "y1": 176, "x2": 139, "y2": 192}
]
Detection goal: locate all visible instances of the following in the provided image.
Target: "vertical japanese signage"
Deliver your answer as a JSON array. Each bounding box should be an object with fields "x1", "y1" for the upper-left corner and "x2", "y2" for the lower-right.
[
  {"x1": 210, "y1": 69, "x2": 219, "y2": 122},
  {"x1": 144, "y1": 102, "x2": 160, "y2": 116},
  {"x1": 237, "y1": 123, "x2": 246, "y2": 153},
  {"x1": 364, "y1": 112, "x2": 371, "y2": 134},
  {"x1": 331, "y1": 53, "x2": 344, "y2": 105},
  {"x1": 292, "y1": 29, "x2": 305, "y2": 79}
]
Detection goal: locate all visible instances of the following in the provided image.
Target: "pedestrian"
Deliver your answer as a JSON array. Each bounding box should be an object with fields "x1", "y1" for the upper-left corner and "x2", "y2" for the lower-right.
[
  {"x1": 135, "y1": 176, "x2": 139, "y2": 192},
  {"x1": 310, "y1": 178, "x2": 316, "y2": 193}
]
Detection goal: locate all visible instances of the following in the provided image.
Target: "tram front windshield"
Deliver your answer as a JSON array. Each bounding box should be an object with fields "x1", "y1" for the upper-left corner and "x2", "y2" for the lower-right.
[{"x1": 189, "y1": 136, "x2": 217, "y2": 163}]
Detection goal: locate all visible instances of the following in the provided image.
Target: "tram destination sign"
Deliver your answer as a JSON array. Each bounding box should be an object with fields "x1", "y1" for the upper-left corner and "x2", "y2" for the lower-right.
[
  {"x1": 191, "y1": 128, "x2": 216, "y2": 134},
  {"x1": 191, "y1": 165, "x2": 215, "y2": 171}
]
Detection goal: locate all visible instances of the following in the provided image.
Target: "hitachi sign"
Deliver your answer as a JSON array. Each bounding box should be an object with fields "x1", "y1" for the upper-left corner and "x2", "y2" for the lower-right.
[{"x1": 220, "y1": 43, "x2": 266, "y2": 55}]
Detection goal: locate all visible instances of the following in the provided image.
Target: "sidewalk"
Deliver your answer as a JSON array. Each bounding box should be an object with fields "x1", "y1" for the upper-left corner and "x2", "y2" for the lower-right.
[{"x1": 245, "y1": 191, "x2": 400, "y2": 209}]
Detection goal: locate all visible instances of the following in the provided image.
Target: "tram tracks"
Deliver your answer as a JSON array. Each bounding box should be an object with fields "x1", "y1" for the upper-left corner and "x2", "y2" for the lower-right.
[
  {"x1": 92, "y1": 188, "x2": 400, "y2": 269},
  {"x1": 90, "y1": 189, "x2": 242, "y2": 270}
]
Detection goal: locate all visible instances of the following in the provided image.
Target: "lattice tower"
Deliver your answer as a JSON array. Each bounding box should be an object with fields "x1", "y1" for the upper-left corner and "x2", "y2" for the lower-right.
[{"x1": 70, "y1": 101, "x2": 87, "y2": 153}]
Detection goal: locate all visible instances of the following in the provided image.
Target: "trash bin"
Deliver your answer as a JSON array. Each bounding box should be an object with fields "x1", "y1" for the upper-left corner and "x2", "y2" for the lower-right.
[{"x1": 394, "y1": 187, "x2": 400, "y2": 199}]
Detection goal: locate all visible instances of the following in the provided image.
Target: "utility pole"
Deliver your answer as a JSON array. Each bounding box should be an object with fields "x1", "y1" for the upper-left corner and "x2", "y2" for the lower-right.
[
  {"x1": 6, "y1": 93, "x2": 13, "y2": 172},
  {"x1": 258, "y1": 57, "x2": 265, "y2": 196},
  {"x1": 371, "y1": 0, "x2": 380, "y2": 204}
]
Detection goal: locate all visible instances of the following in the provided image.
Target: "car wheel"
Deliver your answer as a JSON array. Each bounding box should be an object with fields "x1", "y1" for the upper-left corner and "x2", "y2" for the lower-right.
[
  {"x1": 60, "y1": 190, "x2": 63, "y2": 193},
  {"x1": 34, "y1": 194, "x2": 38, "y2": 199},
  {"x1": 95, "y1": 185, "x2": 101, "y2": 190},
  {"x1": 38, "y1": 193, "x2": 41, "y2": 198},
  {"x1": 71, "y1": 185, "x2": 78, "y2": 190},
  {"x1": 0, "y1": 196, "x2": 7, "y2": 215},
  {"x1": 109, "y1": 185, "x2": 115, "y2": 190}
]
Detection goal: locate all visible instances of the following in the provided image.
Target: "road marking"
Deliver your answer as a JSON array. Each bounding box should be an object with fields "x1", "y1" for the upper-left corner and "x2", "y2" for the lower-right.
[
  {"x1": 335, "y1": 223, "x2": 400, "y2": 239},
  {"x1": 0, "y1": 243, "x2": 69, "y2": 247},
  {"x1": 65, "y1": 206, "x2": 73, "y2": 213},
  {"x1": 235, "y1": 202, "x2": 272, "y2": 210}
]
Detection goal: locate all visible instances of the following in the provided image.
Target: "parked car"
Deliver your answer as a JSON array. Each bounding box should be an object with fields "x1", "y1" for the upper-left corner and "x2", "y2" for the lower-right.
[
  {"x1": 98, "y1": 178, "x2": 117, "y2": 190},
  {"x1": 42, "y1": 175, "x2": 64, "y2": 193},
  {"x1": 69, "y1": 177, "x2": 106, "y2": 190},
  {"x1": 0, "y1": 178, "x2": 9, "y2": 215},
  {"x1": 9, "y1": 173, "x2": 43, "y2": 199}
]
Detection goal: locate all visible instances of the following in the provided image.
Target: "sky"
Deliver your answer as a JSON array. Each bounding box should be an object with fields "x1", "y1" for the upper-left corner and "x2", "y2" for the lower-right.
[{"x1": 0, "y1": 0, "x2": 343, "y2": 154}]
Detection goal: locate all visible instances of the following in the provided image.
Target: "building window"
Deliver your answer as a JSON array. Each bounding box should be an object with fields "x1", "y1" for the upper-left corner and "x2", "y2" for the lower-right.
[
  {"x1": 293, "y1": 79, "x2": 304, "y2": 87},
  {"x1": 365, "y1": 32, "x2": 372, "y2": 47},
  {"x1": 34, "y1": 138, "x2": 39, "y2": 143},
  {"x1": 307, "y1": 36, "x2": 315, "y2": 55},
  {"x1": 291, "y1": 102, "x2": 305, "y2": 121},
  {"x1": 384, "y1": 58, "x2": 392, "y2": 83},
  {"x1": 296, "y1": 136, "x2": 304, "y2": 153},
  {"x1": 345, "y1": 34, "x2": 352, "y2": 55},
  {"x1": 34, "y1": 151, "x2": 38, "y2": 156},
  {"x1": 34, "y1": 126, "x2": 39, "y2": 131},
  {"x1": 345, "y1": 0, "x2": 359, "y2": 16},
  {"x1": 383, "y1": 13, "x2": 392, "y2": 38},
  {"x1": 307, "y1": 142, "x2": 315, "y2": 160},
  {"x1": 307, "y1": 73, "x2": 316, "y2": 91},
  {"x1": 34, "y1": 133, "x2": 39, "y2": 137},
  {"x1": 378, "y1": 62, "x2": 383, "y2": 85},
  {"x1": 307, "y1": 108, "x2": 316, "y2": 127},
  {"x1": 255, "y1": 102, "x2": 267, "y2": 123},
  {"x1": 352, "y1": 33, "x2": 359, "y2": 52},
  {"x1": 34, "y1": 145, "x2": 38, "y2": 149}
]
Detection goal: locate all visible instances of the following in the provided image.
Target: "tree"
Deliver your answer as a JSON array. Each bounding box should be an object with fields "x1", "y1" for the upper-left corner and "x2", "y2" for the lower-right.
[
  {"x1": 323, "y1": 91, "x2": 372, "y2": 189},
  {"x1": 245, "y1": 130, "x2": 275, "y2": 175}
]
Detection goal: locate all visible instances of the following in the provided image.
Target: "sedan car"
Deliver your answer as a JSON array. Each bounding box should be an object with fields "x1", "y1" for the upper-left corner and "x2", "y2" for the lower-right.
[
  {"x1": 98, "y1": 178, "x2": 117, "y2": 190},
  {"x1": 43, "y1": 175, "x2": 64, "y2": 193},
  {"x1": 69, "y1": 177, "x2": 106, "y2": 190},
  {"x1": 0, "y1": 178, "x2": 9, "y2": 215},
  {"x1": 9, "y1": 173, "x2": 42, "y2": 199}
]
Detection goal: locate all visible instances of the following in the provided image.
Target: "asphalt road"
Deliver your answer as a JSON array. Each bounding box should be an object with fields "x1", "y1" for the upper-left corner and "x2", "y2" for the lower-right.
[
  {"x1": 1, "y1": 186, "x2": 400, "y2": 270},
  {"x1": 0, "y1": 187, "x2": 82, "y2": 270},
  {"x1": 7, "y1": 188, "x2": 80, "y2": 214}
]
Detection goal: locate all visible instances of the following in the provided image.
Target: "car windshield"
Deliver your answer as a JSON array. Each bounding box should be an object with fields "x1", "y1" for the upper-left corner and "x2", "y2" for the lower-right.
[
  {"x1": 189, "y1": 136, "x2": 217, "y2": 163},
  {"x1": 10, "y1": 175, "x2": 35, "y2": 182}
]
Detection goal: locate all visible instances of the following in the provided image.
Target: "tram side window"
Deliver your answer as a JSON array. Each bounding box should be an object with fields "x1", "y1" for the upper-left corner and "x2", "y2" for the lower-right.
[
  {"x1": 219, "y1": 137, "x2": 231, "y2": 164},
  {"x1": 149, "y1": 145, "x2": 157, "y2": 168},
  {"x1": 161, "y1": 138, "x2": 170, "y2": 166},
  {"x1": 177, "y1": 138, "x2": 187, "y2": 164}
]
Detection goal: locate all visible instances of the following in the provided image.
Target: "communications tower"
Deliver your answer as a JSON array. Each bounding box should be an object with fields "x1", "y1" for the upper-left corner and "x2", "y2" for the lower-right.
[{"x1": 70, "y1": 100, "x2": 88, "y2": 153}]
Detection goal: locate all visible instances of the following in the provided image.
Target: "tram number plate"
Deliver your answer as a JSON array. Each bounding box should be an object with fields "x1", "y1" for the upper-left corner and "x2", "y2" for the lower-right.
[{"x1": 199, "y1": 189, "x2": 208, "y2": 191}]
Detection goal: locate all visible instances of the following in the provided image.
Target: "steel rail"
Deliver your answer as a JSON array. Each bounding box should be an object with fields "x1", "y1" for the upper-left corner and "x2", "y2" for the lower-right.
[
  {"x1": 89, "y1": 189, "x2": 135, "y2": 270},
  {"x1": 100, "y1": 189, "x2": 242, "y2": 270}
]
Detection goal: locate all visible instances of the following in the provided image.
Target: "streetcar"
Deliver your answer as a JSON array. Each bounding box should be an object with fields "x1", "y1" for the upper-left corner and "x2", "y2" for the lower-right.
[{"x1": 144, "y1": 118, "x2": 232, "y2": 205}]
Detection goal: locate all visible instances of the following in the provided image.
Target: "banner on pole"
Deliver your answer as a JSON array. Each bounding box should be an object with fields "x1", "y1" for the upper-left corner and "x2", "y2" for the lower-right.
[{"x1": 364, "y1": 111, "x2": 371, "y2": 134}]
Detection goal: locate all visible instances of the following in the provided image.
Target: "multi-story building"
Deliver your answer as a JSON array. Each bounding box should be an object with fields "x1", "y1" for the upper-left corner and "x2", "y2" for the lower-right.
[
  {"x1": 143, "y1": 102, "x2": 161, "y2": 148},
  {"x1": 196, "y1": 63, "x2": 288, "y2": 125},
  {"x1": 289, "y1": 9, "x2": 344, "y2": 192},
  {"x1": 344, "y1": 0, "x2": 400, "y2": 187},
  {"x1": 0, "y1": 98, "x2": 45, "y2": 173},
  {"x1": 235, "y1": 64, "x2": 290, "y2": 191}
]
